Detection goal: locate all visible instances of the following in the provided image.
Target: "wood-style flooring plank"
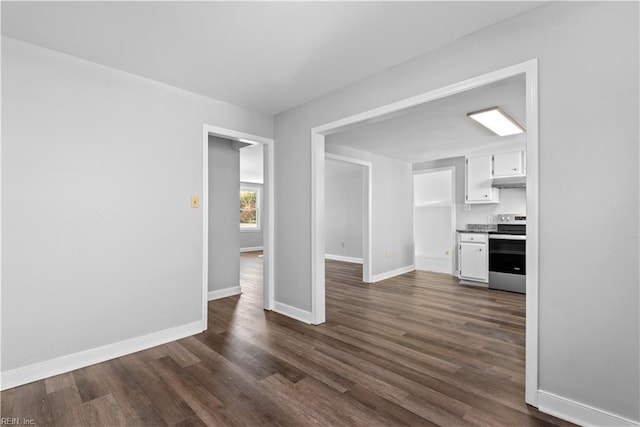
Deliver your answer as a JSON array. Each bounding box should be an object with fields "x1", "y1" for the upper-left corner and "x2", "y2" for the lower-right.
[{"x1": 0, "y1": 252, "x2": 575, "y2": 427}]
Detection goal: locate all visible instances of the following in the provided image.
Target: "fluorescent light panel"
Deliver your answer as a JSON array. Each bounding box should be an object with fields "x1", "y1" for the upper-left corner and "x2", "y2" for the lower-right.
[{"x1": 467, "y1": 107, "x2": 525, "y2": 136}]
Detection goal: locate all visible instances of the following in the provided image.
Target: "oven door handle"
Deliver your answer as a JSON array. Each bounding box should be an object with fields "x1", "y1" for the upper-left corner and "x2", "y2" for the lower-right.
[{"x1": 489, "y1": 235, "x2": 527, "y2": 240}]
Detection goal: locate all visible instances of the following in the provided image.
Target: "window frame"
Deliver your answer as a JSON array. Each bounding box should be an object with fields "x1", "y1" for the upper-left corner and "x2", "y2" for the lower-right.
[{"x1": 239, "y1": 185, "x2": 261, "y2": 232}]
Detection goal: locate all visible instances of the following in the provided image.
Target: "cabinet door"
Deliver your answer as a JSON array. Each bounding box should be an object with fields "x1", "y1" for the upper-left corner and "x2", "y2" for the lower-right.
[
  {"x1": 493, "y1": 151, "x2": 523, "y2": 177},
  {"x1": 466, "y1": 156, "x2": 494, "y2": 202},
  {"x1": 460, "y1": 242, "x2": 487, "y2": 281}
]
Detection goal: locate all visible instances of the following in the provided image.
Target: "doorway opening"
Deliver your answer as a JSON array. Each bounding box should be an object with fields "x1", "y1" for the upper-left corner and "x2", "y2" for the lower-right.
[
  {"x1": 239, "y1": 144, "x2": 266, "y2": 305},
  {"x1": 202, "y1": 125, "x2": 275, "y2": 332},
  {"x1": 311, "y1": 59, "x2": 539, "y2": 406},
  {"x1": 324, "y1": 153, "x2": 372, "y2": 282}
]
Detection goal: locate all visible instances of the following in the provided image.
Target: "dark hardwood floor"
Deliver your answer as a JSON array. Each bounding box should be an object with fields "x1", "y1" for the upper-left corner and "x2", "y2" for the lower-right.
[{"x1": 1, "y1": 253, "x2": 574, "y2": 426}]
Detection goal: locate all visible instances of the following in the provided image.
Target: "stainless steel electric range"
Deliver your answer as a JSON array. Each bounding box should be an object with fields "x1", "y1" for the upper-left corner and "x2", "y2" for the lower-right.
[{"x1": 488, "y1": 214, "x2": 526, "y2": 294}]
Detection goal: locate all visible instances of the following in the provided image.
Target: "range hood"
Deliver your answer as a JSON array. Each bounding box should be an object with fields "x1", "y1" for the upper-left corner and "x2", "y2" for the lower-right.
[{"x1": 492, "y1": 176, "x2": 526, "y2": 188}]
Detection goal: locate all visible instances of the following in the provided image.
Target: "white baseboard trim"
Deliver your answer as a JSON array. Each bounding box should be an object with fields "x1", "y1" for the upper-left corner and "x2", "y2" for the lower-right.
[
  {"x1": 325, "y1": 254, "x2": 363, "y2": 264},
  {"x1": 370, "y1": 264, "x2": 415, "y2": 283},
  {"x1": 1, "y1": 320, "x2": 203, "y2": 391},
  {"x1": 538, "y1": 390, "x2": 640, "y2": 427},
  {"x1": 273, "y1": 301, "x2": 313, "y2": 324},
  {"x1": 240, "y1": 246, "x2": 263, "y2": 253},
  {"x1": 208, "y1": 286, "x2": 242, "y2": 301}
]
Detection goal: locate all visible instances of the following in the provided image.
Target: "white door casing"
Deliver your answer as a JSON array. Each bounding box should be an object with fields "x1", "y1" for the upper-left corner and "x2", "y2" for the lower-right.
[
  {"x1": 202, "y1": 124, "x2": 275, "y2": 329},
  {"x1": 310, "y1": 59, "x2": 539, "y2": 406}
]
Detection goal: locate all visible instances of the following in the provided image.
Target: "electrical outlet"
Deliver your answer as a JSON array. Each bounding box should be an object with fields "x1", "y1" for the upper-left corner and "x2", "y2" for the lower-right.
[
  {"x1": 385, "y1": 250, "x2": 391, "y2": 259},
  {"x1": 191, "y1": 196, "x2": 199, "y2": 208}
]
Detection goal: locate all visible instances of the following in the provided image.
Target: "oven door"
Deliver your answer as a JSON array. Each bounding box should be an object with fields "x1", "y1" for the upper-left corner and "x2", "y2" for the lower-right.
[{"x1": 489, "y1": 235, "x2": 526, "y2": 275}]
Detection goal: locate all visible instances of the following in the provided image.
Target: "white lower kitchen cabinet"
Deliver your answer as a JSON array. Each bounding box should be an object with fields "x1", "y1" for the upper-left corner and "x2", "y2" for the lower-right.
[{"x1": 458, "y1": 233, "x2": 488, "y2": 283}]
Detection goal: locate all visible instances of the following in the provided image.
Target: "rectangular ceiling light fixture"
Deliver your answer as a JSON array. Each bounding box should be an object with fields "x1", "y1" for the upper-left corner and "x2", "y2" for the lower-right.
[{"x1": 467, "y1": 107, "x2": 525, "y2": 136}]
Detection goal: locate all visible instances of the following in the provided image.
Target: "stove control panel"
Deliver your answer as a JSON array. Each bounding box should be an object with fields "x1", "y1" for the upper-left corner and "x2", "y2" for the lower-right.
[{"x1": 494, "y1": 214, "x2": 526, "y2": 224}]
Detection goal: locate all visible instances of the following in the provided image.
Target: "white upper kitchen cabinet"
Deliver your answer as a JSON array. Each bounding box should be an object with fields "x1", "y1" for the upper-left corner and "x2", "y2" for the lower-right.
[
  {"x1": 493, "y1": 151, "x2": 525, "y2": 177},
  {"x1": 465, "y1": 155, "x2": 499, "y2": 204}
]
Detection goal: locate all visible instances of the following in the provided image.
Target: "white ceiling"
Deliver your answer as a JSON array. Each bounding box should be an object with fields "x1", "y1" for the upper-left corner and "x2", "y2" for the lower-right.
[
  {"x1": 327, "y1": 75, "x2": 526, "y2": 164},
  {"x1": 2, "y1": 2, "x2": 542, "y2": 115}
]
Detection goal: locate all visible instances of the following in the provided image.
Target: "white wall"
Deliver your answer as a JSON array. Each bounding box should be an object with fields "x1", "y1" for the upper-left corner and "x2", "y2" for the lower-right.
[
  {"x1": 325, "y1": 143, "x2": 413, "y2": 277},
  {"x1": 274, "y1": 2, "x2": 638, "y2": 422},
  {"x1": 1, "y1": 38, "x2": 272, "y2": 377},
  {"x1": 208, "y1": 136, "x2": 240, "y2": 292},
  {"x1": 325, "y1": 159, "x2": 364, "y2": 260},
  {"x1": 239, "y1": 182, "x2": 264, "y2": 250}
]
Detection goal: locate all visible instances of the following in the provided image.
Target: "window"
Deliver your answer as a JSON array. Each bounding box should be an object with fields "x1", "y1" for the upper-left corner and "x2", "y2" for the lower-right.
[{"x1": 240, "y1": 187, "x2": 260, "y2": 230}]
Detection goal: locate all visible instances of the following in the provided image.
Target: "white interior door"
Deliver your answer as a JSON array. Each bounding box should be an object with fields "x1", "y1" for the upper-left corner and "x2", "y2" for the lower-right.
[{"x1": 413, "y1": 168, "x2": 454, "y2": 274}]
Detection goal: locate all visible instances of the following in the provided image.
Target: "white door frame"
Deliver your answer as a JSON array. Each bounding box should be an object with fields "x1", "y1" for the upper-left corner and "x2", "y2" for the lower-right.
[
  {"x1": 412, "y1": 166, "x2": 457, "y2": 276},
  {"x1": 324, "y1": 152, "x2": 373, "y2": 283},
  {"x1": 311, "y1": 59, "x2": 539, "y2": 406},
  {"x1": 202, "y1": 124, "x2": 275, "y2": 329}
]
